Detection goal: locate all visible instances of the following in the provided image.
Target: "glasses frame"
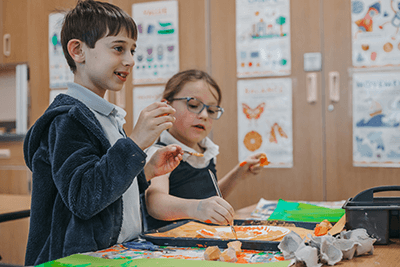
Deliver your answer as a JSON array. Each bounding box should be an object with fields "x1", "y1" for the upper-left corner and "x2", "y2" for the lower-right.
[{"x1": 169, "y1": 97, "x2": 224, "y2": 120}]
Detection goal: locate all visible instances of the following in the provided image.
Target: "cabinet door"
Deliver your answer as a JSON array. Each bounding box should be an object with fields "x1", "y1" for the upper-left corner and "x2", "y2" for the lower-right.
[
  {"x1": 2, "y1": 0, "x2": 28, "y2": 64},
  {"x1": 323, "y1": 0, "x2": 400, "y2": 200},
  {"x1": 210, "y1": 0, "x2": 325, "y2": 209}
]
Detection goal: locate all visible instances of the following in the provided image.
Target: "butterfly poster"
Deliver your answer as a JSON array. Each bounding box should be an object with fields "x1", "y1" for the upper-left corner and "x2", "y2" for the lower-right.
[
  {"x1": 237, "y1": 78, "x2": 293, "y2": 168},
  {"x1": 132, "y1": 1, "x2": 179, "y2": 84}
]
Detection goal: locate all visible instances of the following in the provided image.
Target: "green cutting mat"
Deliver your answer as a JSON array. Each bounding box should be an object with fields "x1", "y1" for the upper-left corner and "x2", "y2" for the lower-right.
[
  {"x1": 38, "y1": 254, "x2": 291, "y2": 266},
  {"x1": 267, "y1": 199, "x2": 345, "y2": 222}
]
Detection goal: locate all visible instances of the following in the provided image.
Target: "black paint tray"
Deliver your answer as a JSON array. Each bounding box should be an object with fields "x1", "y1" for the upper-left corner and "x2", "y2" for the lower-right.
[
  {"x1": 342, "y1": 185, "x2": 400, "y2": 244},
  {"x1": 140, "y1": 219, "x2": 317, "y2": 251}
]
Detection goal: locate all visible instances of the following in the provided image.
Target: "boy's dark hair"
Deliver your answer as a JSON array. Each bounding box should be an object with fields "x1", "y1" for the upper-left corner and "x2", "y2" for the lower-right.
[
  {"x1": 163, "y1": 69, "x2": 222, "y2": 105},
  {"x1": 61, "y1": 0, "x2": 138, "y2": 73}
]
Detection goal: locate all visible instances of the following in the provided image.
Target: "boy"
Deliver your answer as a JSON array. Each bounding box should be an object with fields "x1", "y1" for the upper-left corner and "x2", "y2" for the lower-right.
[{"x1": 23, "y1": 0, "x2": 182, "y2": 265}]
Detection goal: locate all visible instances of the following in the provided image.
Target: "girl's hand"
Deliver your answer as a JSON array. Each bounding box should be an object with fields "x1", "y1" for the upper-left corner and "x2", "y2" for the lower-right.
[
  {"x1": 191, "y1": 196, "x2": 234, "y2": 225},
  {"x1": 130, "y1": 102, "x2": 176, "y2": 150},
  {"x1": 144, "y1": 145, "x2": 184, "y2": 180},
  {"x1": 238, "y1": 152, "x2": 267, "y2": 177}
]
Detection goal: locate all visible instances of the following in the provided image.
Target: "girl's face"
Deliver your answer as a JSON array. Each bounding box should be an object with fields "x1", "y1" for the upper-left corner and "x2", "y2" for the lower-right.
[{"x1": 168, "y1": 80, "x2": 219, "y2": 149}]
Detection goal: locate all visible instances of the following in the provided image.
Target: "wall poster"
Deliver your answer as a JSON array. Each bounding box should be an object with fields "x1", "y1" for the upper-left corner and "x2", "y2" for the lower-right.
[
  {"x1": 237, "y1": 78, "x2": 293, "y2": 168},
  {"x1": 132, "y1": 1, "x2": 179, "y2": 85},
  {"x1": 49, "y1": 13, "x2": 74, "y2": 88},
  {"x1": 352, "y1": 0, "x2": 400, "y2": 68},
  {"x1": 236, "y1": 0, "x2": 291, "y2": 78},
  {"x1": 353, "y1": 71, "x2": 400, "y2": 167}
]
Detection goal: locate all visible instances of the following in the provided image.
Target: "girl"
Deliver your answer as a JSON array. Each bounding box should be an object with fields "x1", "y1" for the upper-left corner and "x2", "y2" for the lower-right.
[{"x1": 143, "y1": 69, "x2": 264, "y2": 230}]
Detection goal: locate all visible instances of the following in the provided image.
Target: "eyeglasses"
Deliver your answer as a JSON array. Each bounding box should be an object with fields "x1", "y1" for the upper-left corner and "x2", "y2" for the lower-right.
[{"x1": 170, "y1": 97, "x2": 224, "y2": 120}]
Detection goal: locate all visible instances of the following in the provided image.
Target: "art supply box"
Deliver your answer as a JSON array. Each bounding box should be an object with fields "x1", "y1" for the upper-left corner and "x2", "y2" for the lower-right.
[{"x1": 343, "y1": 186, "x2": 400, "y2": 244}]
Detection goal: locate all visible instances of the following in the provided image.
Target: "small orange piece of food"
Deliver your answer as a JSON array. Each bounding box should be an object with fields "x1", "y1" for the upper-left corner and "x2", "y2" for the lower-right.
[
  {"x1": 156, "y1": 113, "x2": 169, "y2": 117},
  {"x1": 204, "y1": 246, "x2": 221, "y2": 261},
  {"x1": 219, "y1": 247, "x2": 237, "y2": 262},
  {"x1": 314, "y1": 219, "x2": 333, "y2": 236},
  {"x1": 205, "y1": 219, "x2": 212, "y2": 224},
  {"x1": 239, "y1": 161, "x2": 247, "y2": 167},
  {"x1": 259, "y1": 153, "x2": 270, "y2": 166},
  {"x1": 227, "y1": 241, "x2": 242, "y2": 255}
]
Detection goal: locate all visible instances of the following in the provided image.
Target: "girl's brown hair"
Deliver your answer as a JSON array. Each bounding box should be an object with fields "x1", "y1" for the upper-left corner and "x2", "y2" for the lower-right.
[
  {"x1": 61, "y1": 0, "x2": 138, "y2": 73},
  {"x1": 163, "y1": 69, "x2": 222, "y2": 105}
]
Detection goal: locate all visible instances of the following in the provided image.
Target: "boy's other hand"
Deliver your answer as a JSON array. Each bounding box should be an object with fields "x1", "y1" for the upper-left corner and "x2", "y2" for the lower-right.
[
  {"x1": 144, "y1": 144, "x2": 183, "y2": 180},
  {"x1": 192, "y1": 196, "x2": 234, "y2": 225},
  {"x1": 130, "y1": 102, "x2": 176, "y2": 150}
]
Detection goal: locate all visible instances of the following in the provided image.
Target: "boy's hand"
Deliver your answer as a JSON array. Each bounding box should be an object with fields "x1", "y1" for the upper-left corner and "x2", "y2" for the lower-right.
[
  {"x1": 130, "y1": 102, "x2": 176, "y2": 150},
  {"x1": 192, "y1": 196, "x2": 234, "y2": 225},
  {"x1": 144, "y1": 145, "x2": 184, "y2": 180}
]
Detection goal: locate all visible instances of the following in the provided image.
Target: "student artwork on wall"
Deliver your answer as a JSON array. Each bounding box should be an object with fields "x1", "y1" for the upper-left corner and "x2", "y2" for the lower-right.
[
  {"x1": 48, "y1": 13, "x2": 74, "y2": 88},
  {"x1": 237, "y1": 78, "x2": 293, "y2": 168},
  {"x1": 132, "y1": 86, "x2": 164, "y2": 126},
  {"x1": 132, "y1": 1, "x2": 179, "y2": 85},
  {"x1": 351, "y1": 0, "x2": 400, "y2": 68},
  {"x1": 353, "y1": 71, "x2": 400, "y2": 167},
  {"x1": 236, "y1": 0, "x2": 291, "y2": 78}
]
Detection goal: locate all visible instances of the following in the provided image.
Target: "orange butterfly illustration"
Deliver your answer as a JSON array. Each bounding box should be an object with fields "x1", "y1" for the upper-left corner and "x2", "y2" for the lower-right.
[{"x1": 242, "y1": 103, "x2": 265, "y2": 120}]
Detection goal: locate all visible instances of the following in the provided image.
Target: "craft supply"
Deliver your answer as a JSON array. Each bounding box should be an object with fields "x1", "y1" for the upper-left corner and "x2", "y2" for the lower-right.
[
  {"x1": 203, "y1": 246, "x2": 221, "y2": 261},
  {"x1": 123, "y1": 240, "x2": 174, "y2": 252},
  {"x1": 153, "y1": 144, "x2": 204, "y2": 157},
  {"x1": 208, "y1": 169, "x2": 238, "y2": 240},
  {"x1": 227, "y1": 241, "x2": 242, "y2": 255}
]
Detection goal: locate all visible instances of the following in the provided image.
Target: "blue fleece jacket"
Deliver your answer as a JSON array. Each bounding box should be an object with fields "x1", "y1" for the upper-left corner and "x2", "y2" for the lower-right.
[{"x1": 23, "y1": 94, "x2": 149, "y2": 265}]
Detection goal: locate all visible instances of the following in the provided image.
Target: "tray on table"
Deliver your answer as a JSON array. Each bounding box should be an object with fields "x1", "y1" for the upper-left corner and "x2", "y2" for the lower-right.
[{"x1": 140, "y1": 219, "x2": 319, "y2": 251}]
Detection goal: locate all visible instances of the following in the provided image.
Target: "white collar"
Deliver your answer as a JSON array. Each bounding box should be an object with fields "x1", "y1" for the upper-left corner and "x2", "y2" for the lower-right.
[{"x1": 159, "y1": 130, "x2": 219, "y2": 167}]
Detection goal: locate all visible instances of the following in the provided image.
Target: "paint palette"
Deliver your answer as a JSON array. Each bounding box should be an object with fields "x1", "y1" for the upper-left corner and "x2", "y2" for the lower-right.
[{"x1": 197, "y1": 225, "x2": 290, "y2": 240}]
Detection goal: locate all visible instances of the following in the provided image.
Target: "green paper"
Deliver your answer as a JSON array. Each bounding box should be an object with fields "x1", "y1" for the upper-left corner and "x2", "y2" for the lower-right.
[
  {"x1": 267, "y1": 199, "x2": 345, "y2": 222},
  {"x1": 38, "y1": 254, "x2": 291, "y2": 267}
]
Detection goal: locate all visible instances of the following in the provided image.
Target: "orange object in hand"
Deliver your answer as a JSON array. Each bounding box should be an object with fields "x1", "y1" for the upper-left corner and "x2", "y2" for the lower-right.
[
  {"x1": 259, "y1": 153, "x2": 270, "y2": 166},
  {"x1": 314, "y1": 219, "x2": 333, "y2": 236},
  {"x1": 239, "y1": 161, "x2": 247, "y2": 167}
]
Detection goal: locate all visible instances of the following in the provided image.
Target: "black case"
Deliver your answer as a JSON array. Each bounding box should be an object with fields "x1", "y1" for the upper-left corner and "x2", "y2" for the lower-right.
[{"x1": 343, "y1": 186, "x2": 400, "y2": 244}]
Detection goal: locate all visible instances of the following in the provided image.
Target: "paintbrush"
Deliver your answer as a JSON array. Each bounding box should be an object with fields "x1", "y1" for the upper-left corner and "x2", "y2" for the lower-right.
[
  {"x1": 207, "y1": 169, "x2": 238, "y2": 240},
  {"x1": 152, "y1": 144, "x2": 204, "y2": 157}
]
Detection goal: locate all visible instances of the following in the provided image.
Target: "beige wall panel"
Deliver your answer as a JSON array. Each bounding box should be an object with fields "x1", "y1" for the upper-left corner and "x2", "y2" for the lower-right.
[
  {"x1": 323, "y1": 0, "x2": 400, "y2": 201},
  {"x1": 210, "y1": 0, "x2": 325, "y2": 209}
]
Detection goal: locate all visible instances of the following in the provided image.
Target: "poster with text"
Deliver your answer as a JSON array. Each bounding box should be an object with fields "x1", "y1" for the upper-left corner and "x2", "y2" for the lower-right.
[
  {"x1": 133, "y1": 86, "x2": 164, "y2": 126},
  {"x1": 351, "y1": 0, "x2": 400, "y2": 68},
  {"x1": 49, "y1": 13, "x2": 74, "y2": 88},
  {"x1": 237, "y1": 78, "x2": 293, "y2": 168},
  {"x1": 353, "y1": 72, "x2": 400, "y2": 167},
  {"x1": 236, "y1": 0, "x2": 291, "y2": 78},
  {"x1": 132, "y1": 1, "x2": 179, "y2": 84}
]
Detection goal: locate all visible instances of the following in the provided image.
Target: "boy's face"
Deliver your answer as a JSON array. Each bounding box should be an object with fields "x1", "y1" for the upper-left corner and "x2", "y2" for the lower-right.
[
  {"x1": 168, "y1": 80, "x2": 219, "y2": 149},
  {"x1": 76, "y1": 29, "x2": 136, "y2": 97}
]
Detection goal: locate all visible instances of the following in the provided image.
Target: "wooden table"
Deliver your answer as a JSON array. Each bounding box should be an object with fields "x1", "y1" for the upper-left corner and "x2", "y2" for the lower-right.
[
  {"x1": 0, "y1": 194, "x2": 31, "y2": 265},
  {"x1": 235, "y1": 204, "x2": 400, "y2": 266},
  {"x1": 0, "y1": 194, "x2": 31, "y2": 222}
]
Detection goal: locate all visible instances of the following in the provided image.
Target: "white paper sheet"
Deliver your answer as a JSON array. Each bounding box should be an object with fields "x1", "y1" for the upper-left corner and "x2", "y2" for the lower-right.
[
  {"x1": 237, "y1": 78, "x2": 293, "y2": 168},
  {"x1": 132, "y1": 1, "x2": 179, "y2": 84},
  {"x1": 236, "y1": 0, "x2": 291, "y2": 78}
]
